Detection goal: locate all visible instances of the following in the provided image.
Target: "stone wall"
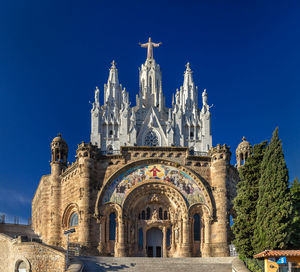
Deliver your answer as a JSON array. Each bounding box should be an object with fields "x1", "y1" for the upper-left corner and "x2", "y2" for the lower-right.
[
  {"x1": 0, "y1": 233, "x2": 66, "y2": 272},
  {"x1": 31, "y1": 145, "x2": 239, "y2": 257}
]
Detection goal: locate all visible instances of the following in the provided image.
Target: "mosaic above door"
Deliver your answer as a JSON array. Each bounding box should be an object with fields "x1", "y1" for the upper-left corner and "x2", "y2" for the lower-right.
[{"x1": 102, "y1": 164, "x2": 206, "y2": 207}]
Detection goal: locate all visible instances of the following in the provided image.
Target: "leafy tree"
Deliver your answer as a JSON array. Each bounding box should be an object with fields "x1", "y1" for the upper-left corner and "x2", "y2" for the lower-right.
[
  {"x1": 288, "y1": 177, "x2": 300, "y2": 248},
  {"x1": 232, "y1": 141, "x2": 267, "y2": 259},
  {"x1": 253, "y1": 128, "x2": 292, "y2": 253}
]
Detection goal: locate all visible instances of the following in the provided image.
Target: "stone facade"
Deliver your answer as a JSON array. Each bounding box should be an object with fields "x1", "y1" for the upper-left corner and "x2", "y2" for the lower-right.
[
  {"x1": 31, "y1": 41, "x2": 243, "y2": 259},
  {"x1": 32, "y1": 141, "x2": 239, "y2": 258},
  {"x1": 90, "y1": 40, "x2": 212, "y2": 154},
  {"x1": 0, "y1": 233, "x2": 65, "y2": 272}
]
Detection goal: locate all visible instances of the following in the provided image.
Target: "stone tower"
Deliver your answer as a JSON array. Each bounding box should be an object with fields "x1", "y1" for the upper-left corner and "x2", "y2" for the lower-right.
[
  {"x1": 48, "y1": 133, "x2": 68, "y2": 245},
  {"x1": 208, "y1": 144, "x2": 231, "y2": 256},
  {"x1": 236, "y1": 137, "x2": 251, "y2": 168},
  {"x1": 76, "y1": 142, "x2": 98, "y2": 250}
]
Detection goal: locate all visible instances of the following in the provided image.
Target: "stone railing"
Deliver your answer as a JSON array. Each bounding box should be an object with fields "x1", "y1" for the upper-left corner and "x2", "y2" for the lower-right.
[
  {"x1": 100, "y1": 149, "x2": 209, "y2": 157},
  {"x1": 100, "y1": 150, "x2": 121, "y2": 155},
  {"x1": 232, "y1": 257, "x2": 251, "y2": 272},
  {"x1": 189, "y1": 151, "x2": 208, "y2": 156}
]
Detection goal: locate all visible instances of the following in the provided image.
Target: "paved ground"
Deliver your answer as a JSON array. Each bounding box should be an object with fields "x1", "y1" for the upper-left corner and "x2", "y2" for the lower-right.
[{"x1": 75, "y1": 256, "x2": 234, "y2": 272}]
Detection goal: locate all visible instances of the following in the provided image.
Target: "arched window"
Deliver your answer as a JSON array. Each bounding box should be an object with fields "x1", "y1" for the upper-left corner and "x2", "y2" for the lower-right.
[
  {"x1": 149, "y1": 75, "x2": 152, "y2": 90},
  {"x1": 159, "y1": 208, "x2": 163, "y2": 220},
  {"x1": 144, "y1": 130, "x2": 159, "y2": 146},
  {"x1": 146, "y1": 207, "x2": 151, "y2": 220},
  {"x1": 69, "y1": 213, "x2": 78, "y2": 227},
  {"x1": 16, "y1": 261, "x2": 26, "y2": 272},
  {"x1": 167, "y1": 228, "x2": 171, "y2": 247},
  {"x1": 138, "y1": 228, "x2": 143, "y2": 250},
  {"x1": 194, "y1": 214, "x2": 200, "y2": 241},
  {"x1": 109, "y1": 130, "x2": 113, "y2": 137},
  {"x1": 164, "y1": 211, "x2": 168, "y2": 220},
  {"x1": 109, "y1": 212, "x2": 116, "y2": 240},
  {"x1": 107, "y1": 145, "x2": 113, "y2": 155},
  {"x1": 141, "y1": 210, "x2": 145, "y2": 220}
]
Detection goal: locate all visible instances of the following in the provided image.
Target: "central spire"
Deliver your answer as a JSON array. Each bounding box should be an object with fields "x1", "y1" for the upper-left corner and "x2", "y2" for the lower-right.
[{"x1": 139, "y1": 37, "x2": 162, "y2": 60}]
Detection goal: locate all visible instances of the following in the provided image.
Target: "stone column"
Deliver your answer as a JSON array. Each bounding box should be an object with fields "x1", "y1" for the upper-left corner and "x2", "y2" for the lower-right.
[
  {"x1": 98, "y1": 218, "x2": 105, "y2": 254},
  {"x1": 171, "y1": 225, "x2": 175, "y2": 252},
  {"x1": 48, "y1": 163, "x2": 62, "y2": 246},
  {"x1": 180, "y1": 218, "x2": 191, "y2": 257},
  {"x1": 209, "y1": 144, "x2": 231, "y2": 256},
  {"x1": 78, "y1": 164, "x2": 92, "y2": 248},
  {"x1": 202, "y1": 218, "x2": 211, "y2": 257},
  {"x1": 163, "y1": 226, "x2": 167, "y2": 257},
  {"x1": 77, "y1": 142, "x2": 97, "y2": 252},
  {"x1": 106, "y1": 217, "x2": 110, "y2": 252},
  {"x1": 117, "y1": 218, "x2": 126, "y2": 257},
  {"x1": 143, "y1": 227, "x2": 147, "y2": 256}
]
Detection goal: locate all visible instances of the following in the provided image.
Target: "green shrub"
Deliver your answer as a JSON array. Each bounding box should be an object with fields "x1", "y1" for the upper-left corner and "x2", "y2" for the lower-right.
[{"x1": 243, "y1": 257, "x2": 264, "y2": 272}]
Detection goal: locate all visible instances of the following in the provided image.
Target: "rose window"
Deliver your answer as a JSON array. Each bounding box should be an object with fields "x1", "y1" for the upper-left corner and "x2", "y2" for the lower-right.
[{"x1": 144, "y1": 130, "x2": 159, "y2": 146}]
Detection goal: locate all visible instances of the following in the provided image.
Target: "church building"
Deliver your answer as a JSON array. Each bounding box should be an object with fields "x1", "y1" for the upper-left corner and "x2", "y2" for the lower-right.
[{"x1": 32, "y1": 38, "x2": 246, "y2": 257}]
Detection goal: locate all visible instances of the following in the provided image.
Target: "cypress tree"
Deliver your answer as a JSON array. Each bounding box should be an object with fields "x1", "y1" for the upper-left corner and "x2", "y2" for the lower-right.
[
  {"x1": 289, "y1": 177, "x2": 300, "y2": 248},
  {"x1": 232, "y1": 141, "x2": 267, "y2": 259},
  {"x1": 253, "y1": 128, "x2": 292, "y2": 254}
]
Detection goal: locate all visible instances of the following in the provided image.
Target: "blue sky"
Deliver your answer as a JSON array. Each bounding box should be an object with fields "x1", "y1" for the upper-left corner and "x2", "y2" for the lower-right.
[{"x1": 0, "y1": 0, "x2": 299, "y2": 223}]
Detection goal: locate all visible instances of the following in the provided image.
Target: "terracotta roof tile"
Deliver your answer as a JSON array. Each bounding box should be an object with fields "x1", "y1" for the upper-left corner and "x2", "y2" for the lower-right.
[{"x1": 254, "y1": 250, "x2": 300, "y2": 259}]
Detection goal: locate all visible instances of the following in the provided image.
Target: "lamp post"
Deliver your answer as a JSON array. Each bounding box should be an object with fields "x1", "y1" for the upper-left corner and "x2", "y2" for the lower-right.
[{"x1": 64, "y1": 228, "x2": 75, "y2": 270}]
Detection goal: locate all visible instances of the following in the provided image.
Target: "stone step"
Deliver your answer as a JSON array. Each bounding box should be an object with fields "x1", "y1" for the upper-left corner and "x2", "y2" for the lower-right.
[{"x1": 76, "y1": 256, "x2": 234, "y2": 272}]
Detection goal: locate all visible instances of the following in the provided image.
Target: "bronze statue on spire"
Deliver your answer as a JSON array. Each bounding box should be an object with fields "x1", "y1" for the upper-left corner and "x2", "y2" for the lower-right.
[{"x1": 139, "y1": 37, "x2": 162, "y2": 60}]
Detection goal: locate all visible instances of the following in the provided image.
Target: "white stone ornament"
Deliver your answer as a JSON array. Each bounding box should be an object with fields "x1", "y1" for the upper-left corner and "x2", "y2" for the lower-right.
[{"x1": 90, "y1": 39, "x2": 212, "y2": 153}]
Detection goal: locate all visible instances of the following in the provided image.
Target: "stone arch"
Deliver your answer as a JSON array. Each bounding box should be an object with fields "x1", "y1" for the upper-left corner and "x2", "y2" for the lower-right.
[
  {"x1": 95, "y1": 158, "x2": 214, "y2": 218},
  {"x1": 62, "y1": 203, "x2": 79, "y2": 228},
  {"x1": 14, "y1": 256, "x2": 31, "y2": 272},
  {"x1": 122, "y1": 181, "x2": 189, "y2": 219},
  {"x1": 98, "y1": 202, "x2": 122, "y2": 253},
  {"x1": 188, "y1": 203, "x2": 212, "y2": 220},
  {"x1": 99, "y1": 202, "x2": 122, "y2": 220}
]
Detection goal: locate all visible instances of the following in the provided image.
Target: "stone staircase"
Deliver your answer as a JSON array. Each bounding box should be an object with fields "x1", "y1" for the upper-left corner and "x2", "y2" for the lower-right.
[{"x1": 75, "y1": 256, "x2": 235, "y2": 272}]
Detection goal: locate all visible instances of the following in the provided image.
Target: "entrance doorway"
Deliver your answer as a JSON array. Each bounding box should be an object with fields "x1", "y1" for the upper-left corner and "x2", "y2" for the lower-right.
[{"x1": 146, "y1": 228, "x2": 163, "y2": 257}]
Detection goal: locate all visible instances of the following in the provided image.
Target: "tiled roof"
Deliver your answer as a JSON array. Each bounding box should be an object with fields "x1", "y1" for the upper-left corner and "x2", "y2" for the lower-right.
[{"x1": 254, "y1": 250, "x2": 300, "y2": 258}]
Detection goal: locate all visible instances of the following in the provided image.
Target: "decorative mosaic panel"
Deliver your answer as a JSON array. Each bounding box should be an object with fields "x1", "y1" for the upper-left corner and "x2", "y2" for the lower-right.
[{"x1": 102, "y1": 164, "x2": 206, "y2": 207}]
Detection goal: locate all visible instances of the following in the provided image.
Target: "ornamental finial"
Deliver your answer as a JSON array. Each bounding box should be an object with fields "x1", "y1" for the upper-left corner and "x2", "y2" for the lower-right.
[
  {"x1": 111, "y1": 60, "x2": 116, "y2": 68},
  {"x1": 185, "y1": 62, "x2": 191, "y2": 70}
]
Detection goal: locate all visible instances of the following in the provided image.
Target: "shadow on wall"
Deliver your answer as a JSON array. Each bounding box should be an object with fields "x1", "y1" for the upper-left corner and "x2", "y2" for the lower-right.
[{"x1": 85, "y1": 262, "x2": 136, "y2": 271}]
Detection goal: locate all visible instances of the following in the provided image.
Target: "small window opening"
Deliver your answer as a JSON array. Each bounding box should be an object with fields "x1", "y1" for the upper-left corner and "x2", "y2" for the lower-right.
[
  {"x1": 164, "y1": 211, "x2": 168, "y2": 220},
  {"x1": 159, "y1": 208, "x2": 163, "y2": 220},
  {"x1": 109, "y1": 212, "x2": 116, "y2": 240},
  {"x1": 69, "y1": 213, "x2": 78, "y2": 227},
  {"x1": 167, "y1": 228, "x2": 171, "y2": 247},
  {"x1": 146, "y1": 207, "x2": 151, "y2": 220}
]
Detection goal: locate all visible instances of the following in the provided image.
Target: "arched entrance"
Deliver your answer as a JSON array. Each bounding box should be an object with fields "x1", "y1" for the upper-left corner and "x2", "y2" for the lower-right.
[
  {"x1": 146, "y1": 228, "x2": 163, "y2": 257},
  {"x1": 95, "y1": 161, "x2": 215, "y2": 257}
]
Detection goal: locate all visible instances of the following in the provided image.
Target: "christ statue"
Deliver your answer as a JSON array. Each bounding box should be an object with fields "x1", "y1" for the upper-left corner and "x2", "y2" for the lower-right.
[{"x1": 139, "y1": 37, "x2": 162, "y2": 60}]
